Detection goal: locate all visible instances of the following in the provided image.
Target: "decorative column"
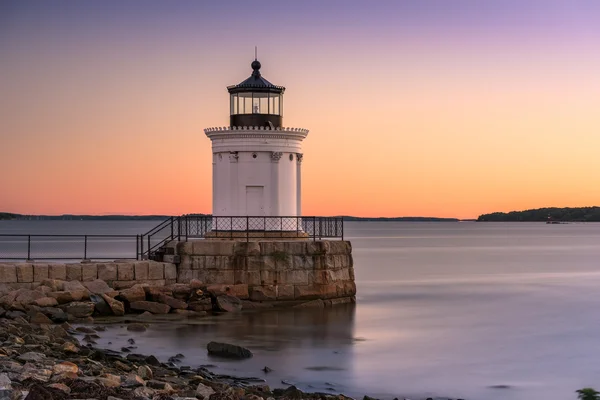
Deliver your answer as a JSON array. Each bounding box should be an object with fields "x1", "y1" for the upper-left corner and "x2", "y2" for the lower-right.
[
  {"x1": 271, "y1": 151, "x2": 282, "y2": 218},
  {"x1": 296, "y1": 153, "x2": 303, "y2": 216}
]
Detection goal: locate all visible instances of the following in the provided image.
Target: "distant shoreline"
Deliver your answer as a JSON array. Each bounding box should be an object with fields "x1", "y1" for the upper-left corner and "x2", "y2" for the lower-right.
[
  {"x1": 0, "y1": 212, "x2": 466, "y2": 222},
  {"x1": 478, "y1": 206, "x2": 600, "y2": 222}
]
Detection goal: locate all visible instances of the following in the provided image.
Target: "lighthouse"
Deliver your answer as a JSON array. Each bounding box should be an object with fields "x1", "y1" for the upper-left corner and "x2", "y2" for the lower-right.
[{"x1": 204, "y1": 58, "x2": 308, "y2": 232}]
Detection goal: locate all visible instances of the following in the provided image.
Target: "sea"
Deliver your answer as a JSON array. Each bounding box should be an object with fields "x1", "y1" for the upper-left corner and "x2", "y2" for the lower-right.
[{"x1": 2, "y1": 220, "x2": 600, "y2": 400}]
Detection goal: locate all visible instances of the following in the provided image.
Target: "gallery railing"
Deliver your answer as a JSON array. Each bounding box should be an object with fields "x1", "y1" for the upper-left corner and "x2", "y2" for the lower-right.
[{"x1": 0, "y1": 215, "x2": 343, "y2": 261}]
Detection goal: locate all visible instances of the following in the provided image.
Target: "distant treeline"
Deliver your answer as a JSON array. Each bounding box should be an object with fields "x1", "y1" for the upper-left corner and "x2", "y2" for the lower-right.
[
  {"x1": 478, "y1": 207, "x2": 600, "y2": 222},
  {"x1": 341, "y1": 216, "x2": 460, "y2": 222},
  {"x1": 0, "y1": 213, "x2": 173, "y2": 221}
]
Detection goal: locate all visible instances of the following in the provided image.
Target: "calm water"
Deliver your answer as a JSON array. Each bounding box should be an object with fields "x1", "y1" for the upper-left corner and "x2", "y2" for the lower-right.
[{"x1": 2, "y1": 220, "x2": 600, "y2": 400}]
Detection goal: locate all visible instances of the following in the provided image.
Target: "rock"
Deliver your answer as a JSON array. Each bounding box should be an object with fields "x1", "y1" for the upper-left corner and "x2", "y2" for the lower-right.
[
  {"x1": 33, "y1": 297, "x2": 58, "y2": 307},
  {"x1": 119, "y1": 285, "x2": 146, "y2": 304},
  {"x1": 170, "y1": 284, "x2": 192, "y2": 300},
  {"x1": 127, "y1": 323, "x2": 148, "y2": 332},
  {"x1": 293, "y1": 299, "x2": 325, "y2": 309},
  {"x1": 144, "y1": 286, "x2": 173, "y2": 301},
  {"x1": 48, "y1": 291, "x2": 80, "y2": 304},
  {"x1": 29, "y1": 311, "x2": 53, "y2": 324},
  {"x1": 53, "y1": 361, "x2": 78, "y2": 375},
  {"x1": 40, "y1": 279, "x2": 65, "y2": 291},
  {"x1": 188, "y1": 298, "x2": 212, "y2": 312},
  {"x1": 18, "y1": 352, "x2": 46, "y2": 362},
  {"x1": 171, "y1": 309, "x2": 207, "y2": 318},
  {"x1": 137, "y1": 365, "x2": 153, "y2": 380},
  {"x1": 130, "y1": 301, "x2": 171, "y2": 314},
  {"x1": 101, "y1": 294, "x2": 125, "y2": 316},
  {"x1": 147, "y1": 380, "x2": 173, "y2": 391},
  {"x1": 195, "y1": 382, "x2": 215, "y2": 400},
  {"x1": 0, "y1": 373, "x2": 12, "y2": 400},
  {"x1": 83, "y1": 279, "x2": 113, "y2": 295},
  {"x1": 6, "y1": 310, "x2": 27, "y2": 320},
  {"x1": 145, "y1": 355, "x2": 160, "y2": 366},
  {"x1": 157, "y1": 294, "x2": 188, "y2": 310},
  {"x1": 262, "y1": 366, "x2": 272, "y2": 373},
  {"x1": 14, "y1": 289, "x2": 45, "y2": 305},
  {"x1": 133, "y1": 386, "x2": 156, "y2": 398},
  {"x1": 114, "y1": 361, "x2": 132, "y2": 372},
  {"x1": 62, "y1": 342, "x2": 79, "y2": 353},
  {"x1": 41, "y1": 307, "x2": 68, "y2": 323},
  {"x1": 47, "y1": 383, "x2": 70, "y2": 394},
  {"x1": 75, "y1": 326, "x2": 96, "y2": 333},
  {"x1": 216, "y1": 295, "x2": 242, "y2": 312},
  {"x1": 90, "y1": 294, "x2": 112, "y2": 316},
  {"x1": 19, "y1": 366, "x2": 53, "y2": 382},
  {"x1": 122, "y1": 374, "x2": 145, "y2": 388},
  {"x1": 99, "y1": 373, "x2": 122, "y2": 387},
  {"x1": 190, "y1": 279, "x2": 203, "y2": 289},
  {"x1": 207, "y1": 342, "x2": 253, "y2": 359},
  {"x1": 64, "y1": 301, "x2": 95, "y2": 318},
  {"x1": 63, "y1": 280, "x2": 87, "y2": 292}
]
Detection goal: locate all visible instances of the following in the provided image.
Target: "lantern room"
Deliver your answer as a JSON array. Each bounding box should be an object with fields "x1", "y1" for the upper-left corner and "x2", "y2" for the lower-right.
[{"x1": 227, "y1": 59, "x2": 285, "y2": 128}]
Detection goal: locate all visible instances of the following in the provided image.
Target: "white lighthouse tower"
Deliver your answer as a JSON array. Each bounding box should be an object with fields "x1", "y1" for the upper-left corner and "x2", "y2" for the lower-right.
[{"x1": 204, "y1": 58, "x2": 308, "y2": 233}]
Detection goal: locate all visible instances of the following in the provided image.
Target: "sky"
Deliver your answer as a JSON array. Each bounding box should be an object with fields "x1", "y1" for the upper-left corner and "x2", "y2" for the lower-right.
[{"x1": 1, "y1": 1, "x2": 600, "y2": 219}]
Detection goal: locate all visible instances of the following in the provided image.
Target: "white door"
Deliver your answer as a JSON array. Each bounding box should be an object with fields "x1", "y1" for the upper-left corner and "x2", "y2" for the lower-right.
[{"x1": 246, "y1": 186, "x2": 264, "y2": 216}]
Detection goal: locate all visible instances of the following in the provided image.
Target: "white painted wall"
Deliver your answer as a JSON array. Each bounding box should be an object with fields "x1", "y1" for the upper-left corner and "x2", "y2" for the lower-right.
[{"x1": 204, "y1": 127, "x2": 308, "y2": 229}]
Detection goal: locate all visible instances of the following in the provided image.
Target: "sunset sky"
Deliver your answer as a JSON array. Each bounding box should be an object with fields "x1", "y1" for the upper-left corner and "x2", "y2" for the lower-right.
[{"x1": 1, "y1": 1, "x2": 600, "y2": 219}]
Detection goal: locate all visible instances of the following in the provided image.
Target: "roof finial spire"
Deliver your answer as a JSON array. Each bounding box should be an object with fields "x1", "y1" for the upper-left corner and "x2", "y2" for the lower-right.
[{"x1": 254, "y1": 46, "x2": 257, "y2": 61}]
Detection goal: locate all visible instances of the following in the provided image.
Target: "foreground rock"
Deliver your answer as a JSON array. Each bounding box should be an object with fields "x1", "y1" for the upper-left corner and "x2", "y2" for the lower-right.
[{"x1": 207, "y1": 341, "x2": 253, "y2": 359}]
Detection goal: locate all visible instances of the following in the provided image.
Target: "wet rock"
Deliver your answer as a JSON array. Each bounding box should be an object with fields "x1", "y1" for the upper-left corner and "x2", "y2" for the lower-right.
[
  {"x1": 130, "y1": 301, "x2": 171, "y2": 315},
  {"x1": 188, "y1": 299, "x2": 212, "y2": 312},
  {"x1": 127, "y1": 323, "x2": 147, "y2": 332},
  {"x1": 52, "y1": 361, "x2": 78, "y2": 375},
  {"x1": 18, "y1": 352, "x2": 46, "y2": 362},
  {"x1": 145, "y1": 355, "x2": 161, "y2": 366},
  {"x1": 6, "y1": 310, "x2": 28, "y2": 320},
  {"x1": 75, "y1": 326, "x2": 96, "y2": 333},
  {"x1": 29, "y1": 312, "x2": 53, "y2": 325},
  {"x1": 47, "y1": 383, "x2": 70, "y2": 394},
  {"x1": 118, "y1": 285, "x2": 147, "y2": 304},
  {"x1": 207, "y1": 342, "x2": 253, "y2": 359},
  {"x1": 114, "y1": 361, "x2": 132, "y2": 372},
  {"x1": 90, "y1": 294, "x2": 112, "y2": 316},
  {"x1": 33, "y1": 297, "x2": 58, "y2": 308},
  {"x1": 122, "y1": 374, "x2": 145, "y2": 388},
  {"x1": 83, "y1": 279, "x2": 112, "y2": 295},
  {"x1": 158, "y1": 294, "x2": 188, "y2": 310},
  {"x1": 41, "y1": 307, "x2": 68, "y2": 323},
  {"x1": 101, "y1": 294, "x2": 125, "y2": 316},
  {"x1": 171, "y1": 309, "x2": 207, "y2": 318},
  {"x1": 216, "y1": 295, "x2": 242, "y2": 312},
  {"x1": 196, "y1": 382, "x2": 215, "y2": 400},
  {"x1": 128, "y1": 338, "x2": 136, "y2": 344},
  {"x1": 147, "y1": 380, "x2": 174, "y2": 391},
  {"x1": 133, "y1": 386, "x2": 156, "y2": 398},
  {"x1": 62, "y1": 342, "x2": 79, "y2": 353},
  {"x1": 63, "y1": 301, "x2": 95, "y2": 318},
  {"x1": 138, "y1": 365, "x2": 153, "y2": 380},
  {"x1": 262, "y1": 367, "x2": 272, "y2": 373}
]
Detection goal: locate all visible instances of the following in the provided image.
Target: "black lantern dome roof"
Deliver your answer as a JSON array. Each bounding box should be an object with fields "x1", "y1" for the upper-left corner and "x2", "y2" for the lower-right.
[{"x1": 227, "y1": 60, "x2": 285, "y2": 94}]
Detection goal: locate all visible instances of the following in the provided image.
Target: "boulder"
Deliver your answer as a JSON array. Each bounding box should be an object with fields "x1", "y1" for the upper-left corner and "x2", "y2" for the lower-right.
[
  {"x1": 188, "y1": 298, "x2": 212, "y2": 312},
  {"x1": 18, "y1": 352, "x2": 46, "y2": 362},
  {"x1": 195, "y1": 383, "x2": 215, "y2": 400},
  {"x1": 101, "y1": 294, "x2": 125, "y2": 316},
  {"x1": 52, "y1": 361, "x2": 79, "y2": 375},
  {"x1": 34, "y1": 297, "x2": 58, "y2": 307},
  {"x1": 130, "y1": 301, "x2": 170, "y2": 314},
  {"x1": 29, "y1": 311, "x2": 53, "y2": 324},
  {"x1": 118, "y1": 285, "x2": 146, "y2": 303},
  {"x1": 63, "y1": 301, "x2": 95, "y2": 318},
  {"x1": 216, "y1": 295, "x2": 242, "y2": 312},
  {"x1": 40, "y1": 279, "x2": 65, "y2": 291},
  {"x1": 0, "y1": 374, "x2": 12, "y2": 400},
  {"x1": 206, "y1": 341, "x2": 253, "y2": 359},
  {"x1": 171, "y1": 309, "x2": 207, "y2": 318},
  {"x1": 157, "y1": 294, "x2": 188, "y2": 310},
  {"x1": 63, "y1": 280, "x2": 90, "y2": 294},
  {"x1": 14, "y1": 289, "x2": 45, "y2": 305},
  {"x1": 137, "y1": 365, "x2": 153, "y2": 380},
  {"x1": 90, "y1": 294, "x2": 112, "y2": 316},
  {"x1": 144, "y1": 286, "x2": 172, "y2": 302},
  {"x1": 48, "y1": 291, "x2": 82, "y2": 304},
  {"x1": 83, "y1": 279, "x2": 113, "y2": 295},
  {"x1": 170, "y1": 284, "x2": 192, "y2": 300},
  {"x1": 40, "y1": 307, "x2": 68, "y2": 323}
]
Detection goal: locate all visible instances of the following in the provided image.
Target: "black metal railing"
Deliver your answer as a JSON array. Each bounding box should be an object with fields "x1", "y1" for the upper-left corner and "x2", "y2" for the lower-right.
[
  {"x1": 0, "y1": 215, "x2": 343, "y2": 261},
  {"x1": 0, "y1": 234, "x2": 140, "y2": 261}
]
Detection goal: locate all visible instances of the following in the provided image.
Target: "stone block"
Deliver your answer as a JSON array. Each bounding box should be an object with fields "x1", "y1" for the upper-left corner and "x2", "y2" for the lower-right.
[
  {"x1": 349, "y1": 266, "x2": 355, "y2": 281},
  {"x1": 234, "y1": 270, "x2": 260, "y2": 286},
  {"x1": 177, "y1": 269, "x2": 195, "y2": 283},
  {"x1": 204, "y1": 256, "x2": 230, "y2": 270},
  {"x1": 97, "y1": 264, "x2": 117, "y2": 281},
  {"x1": 137, "y1": 279, "x2": 166, "y2": 287},
  {"x1": 134, "y1": 262, "x2": 149, "y2": 280},
  {"x1": 66, "y1": 265, "x2": 82, "y2": 281},
  {"x1": 262, "y1": 256, "x2": 277, "y2": 271},
  {"x1": 259, "y1": 242, "x2": 285, "y2": 256},
  {"x1": 281, "y1": 270, "x2": 308, "y2": 285},
  {"x1": 306, "y1": 241, "x2": 330, "y2": 255},
  {"x1": 176, "y1": 241, "x2": 194, "y2": 254},
  {"x1": 117, "y1": 263, "x2": 134, "y2": 281},
  {"x1": 283, "y1": 241, "x2": 307, "y2": 255},
  {"x1": 33, "y1": 264, "x2": 49, "y2": 282},
  {"x1": 0, "y1": 264, "x2": 18, "y2": 283},
  {"x1": 164, "y1": 263, "x2": 177, "y2": 280},
  {"x1": 165, "y1": 279, "x2": 177, "y2": 285},
  {"x1": 148, "y1": 262, "x2": 164, "y2": 279},
  {"x1": 16, "y1": 264, "x2": 33, "y2": 283},
  {"x1": 233, "y1": 241, "x2": 260, "y2": 256},
  {"x1": 294, "y1": 284, "x2": 338, "y2": 300},
  {"x1": 202, "y1": 269, "x2": 234, "y2": 284},
  {"x1": 192, "y1": 240, "x2": 234, "y2": 256},
  {"x1": 249, "y1": 285, "x2": 277, "y2": 301},
  {"x1": 81, "y1": 264, "x2": 97, "y2": 281},
  {"x1": 328, "y1": 241, "x2": 349, "y2": 255},
  {"x1": 191, "y1": 257, "x2": 204, "y2": 270},
  {"x1": 228, "y1": 284, "x2": 249, "y2": 299},
  {"x1": 260, "y1": 270, "x2": 281, "y2": 285},
  {"x1": 112, "y1": 280, "x2": 137, "y2": 290},
  {"x1": 49, "y1": 264, "x2": 67, "y2": 280},
  {"x1": 276, "y1": 284, "x2": 295, "y2": 300},
  {"x1": 246, "y1": 256, "x2": 264, "y2": 271},
  {"x1": 309, "y1": 270, "x2": 333, "y2": 285},
  {"x1": 230, "y1": 255, "x2": 247, "y2": 270},
  {"x1": 292, "y1": 255, "x2": 313, "y2": 270}
]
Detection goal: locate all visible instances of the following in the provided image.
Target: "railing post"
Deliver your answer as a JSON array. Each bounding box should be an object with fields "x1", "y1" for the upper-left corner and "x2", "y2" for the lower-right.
[
  {"x1": 246, "y1": 216, "x2": 249, "y2": 243},
  {"x1": 230, "y1": 217, "x2": 233, "y2": 240},
  {"x1": 84, "y1": 235, "x2": 88, "y2": 260},
  {"x1": 140, "y1": 235, "x2": 144, "y2": 259},
  {"x1": 27, "y1": 235, "x2": 31, "y2": 260},
  {"x1": 136, "y1": 235, "x2": 139, "y2": 260},
  {"x1": 147, "y1": 235, "x2": 151, "y2": 259},
  {"x1": 341, "y1": 218, "x2": 344, "y2": 240},
  {"x1": 313, "y1": 216, "x2": 316, "y2": 241},
  {"x1": 171, "y1": 217, "x2": 174, "y2": 239}
]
